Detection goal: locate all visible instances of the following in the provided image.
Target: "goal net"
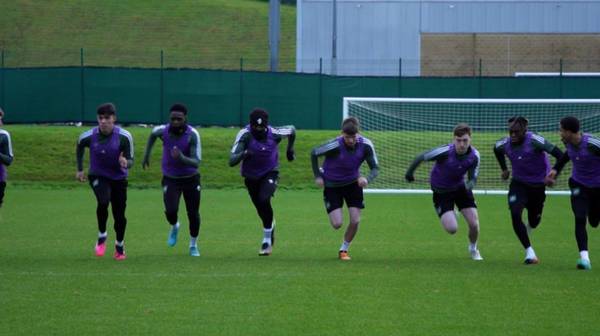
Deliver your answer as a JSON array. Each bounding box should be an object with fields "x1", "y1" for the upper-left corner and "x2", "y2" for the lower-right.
[{"x1": 343, "y1": 97, "x2": 600, "y2": 194}]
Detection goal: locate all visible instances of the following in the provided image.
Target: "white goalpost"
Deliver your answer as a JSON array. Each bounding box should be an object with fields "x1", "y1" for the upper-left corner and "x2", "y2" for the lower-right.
[{"x1": 343, "y1": 97, "x2": 600, "y2": 195}]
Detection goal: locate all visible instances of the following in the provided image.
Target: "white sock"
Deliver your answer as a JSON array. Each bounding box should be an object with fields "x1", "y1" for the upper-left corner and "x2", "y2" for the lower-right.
[
  {"x1": 469, "y1": 242, "x2": 478, "y2": 251},
  {"x1": 115, "y1": 240, "x2": 124, "y2": 247},
  {"x1": 171, "y1": 222, "x2": 180, "y2": 231},
  {"x1": 98, "y1": 231, "x2": 107, "y2": 239},
  {"x1": 525, "y1": 246, "x2": 536, "y2": 259},
  {"x1": 262, "y1": 227, "x2": 273, "y2": 244},
  {"x1": 580, "y1": 250, "x2": 590, "y2": 261},
  {"x1": 190, "y1": 236, "x2": 198, "y2": 247},
  {"x1": 340, "y1": 240, "x2": 350, "y2": 252}
]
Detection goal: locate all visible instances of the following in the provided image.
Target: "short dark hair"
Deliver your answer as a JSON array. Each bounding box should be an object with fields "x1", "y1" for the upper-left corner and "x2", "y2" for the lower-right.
[
  {"x1": 508, "y1": 116, "x2": 528, "y2": 128},
  {"x1": 342, "y1": 117, "x2": 359, "y2": 135},
  {"x1": 453, "y1": 123, "x2": 471, "y2": 137},
  {"x1": 170, "y1": 103, "x2": 188, "y2": 115},
  {"x1": 560, "y1": 116, "x2": 580, "y2": 133},
  {"x1": 250, "y1": 108, "x2": 269, "y2": 126},
  {"x1": 97, "y1": 102, "x2": 116, "y2": 116}
]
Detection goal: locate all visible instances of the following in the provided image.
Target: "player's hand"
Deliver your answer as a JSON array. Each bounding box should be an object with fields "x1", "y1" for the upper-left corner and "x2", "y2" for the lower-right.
[
  {"x1": 358, "y1": 176, "x2": 368, "y2": 188},
  {"x1": 465, "y1": 180, "x2": 476, "y2": 190},
  {"x1": 119, "y1": 152, "x2": 128, "y2": 168},
  {"x1": 501, "y1": 169, "x2": 510, "y2": 180},
  {"x1": 76, "y1": 171, "x2": 86, "y2": 182},
  {"x1": 170, "y1": 146, "x2": 181, "y2": 159},
  {"x1": 315, "y1": 177, "x2": 324, "y2": 188},
  {"x1": 545, "y1": 169, "x2": 557, "y2": 187},
  {"x1": 405, "y1": 173, "x2": 415, "y2": 182},
  {"x1": 142, "y1": 159, "x2": 150, "y2": 170},
  {"x1": 286, "y1": 149, "x2": 295, "y2": 162}
]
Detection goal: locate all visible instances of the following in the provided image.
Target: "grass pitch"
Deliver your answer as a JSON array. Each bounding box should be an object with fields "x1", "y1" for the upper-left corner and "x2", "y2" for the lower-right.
[{"x1": 1, "y1": 187, "x2": 599, "y2": 335}]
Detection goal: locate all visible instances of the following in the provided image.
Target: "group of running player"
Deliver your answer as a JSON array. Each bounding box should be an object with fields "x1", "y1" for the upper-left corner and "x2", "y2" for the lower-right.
[
  {"x1": 405, "y1": 116, "x2": 600, "y2": 270},
  {"x1": 0, "y1": 103, "x2": 598, "y2": 270}
]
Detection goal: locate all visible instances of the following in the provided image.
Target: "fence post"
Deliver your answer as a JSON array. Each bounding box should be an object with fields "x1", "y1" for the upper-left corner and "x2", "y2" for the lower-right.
[
  {"x1": 319, "y1": 57, "x2": 323, "y2": 129},
  {"x1": 478, "y1": 58, "x2": 482, "y2": 98},
  {"x1": 559, "y1": 58, "x2": 564, "y2": 98},
  {"x1": 160, "y1": 50, "x2": 164, "y2": 123},
  {"x1": 239, "y1": 57, "x2": 244, "y2": 127},
  {"x1": 398, "y1": 58, "x2": 403, "y2": 97},
  {"x1": 80, "y1": 48, "x2": 85, "y2": 122}
]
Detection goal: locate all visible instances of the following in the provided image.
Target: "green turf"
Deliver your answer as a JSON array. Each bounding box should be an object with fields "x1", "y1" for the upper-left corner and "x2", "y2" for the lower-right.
[
  {"x1": 0, "y1": 187, "x2": 599, "y2": 335},
  {"x1": 0, "y1": 0, "x2": 296, "y2": 71}
]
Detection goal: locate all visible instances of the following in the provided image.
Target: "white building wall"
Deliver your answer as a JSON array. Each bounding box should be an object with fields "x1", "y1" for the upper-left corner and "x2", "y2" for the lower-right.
[{"x1": 297, "y1": 0, "x2": 600, "y2": 76}]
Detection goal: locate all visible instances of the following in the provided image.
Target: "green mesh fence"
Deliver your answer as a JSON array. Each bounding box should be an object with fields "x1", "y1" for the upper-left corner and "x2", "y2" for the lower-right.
[{"x1": 1, "y1": 66, "x2": 600, "y2": 129}]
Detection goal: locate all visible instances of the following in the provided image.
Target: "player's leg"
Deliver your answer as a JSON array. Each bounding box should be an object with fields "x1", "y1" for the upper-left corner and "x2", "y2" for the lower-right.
[
  {"x1": 570, "y1": 178, "x2": 591, "y2": 270},
  {"x1": 508, "y1": 181, "x2": 537, "y2": 263},
  {"x1": 110, "y1": 179, "x2": 128, "y2": 260},
  {"x1": 440, "y1": 211, "x2": 458, "y2": 234},
  {"x1": 526, "y1": 185, "x2": 546, "y2": 230},
  {"x1": 456, "y1": 187, "x2": 482, "y2": 260},
  {"x1": 162, "y1": 176, "x2": 183, "y2": 247},
  {"x1": 323, "y1": 186, "x2": 346, "y2": 259},
  {"x1": 323, "y1": 185, "x2": 344, "y2": 229},
  {"x1": 89, "y1": 176, "x2": 110, "y2": 256},
  {"x1": 0, "y1": 181, "x2": 6, "y2": 208},
  {"x1": 182, "y1": 175, "x2": 201, "y2": 257},
  {"x1": 587, "y1": 187, "x2": 600, "y2": 229},
  {"x1": 246, "y1": 172, "x2": 278, "y2": 255},
  {"x1": 433, "y1": 191, "x2": 458, "y2": 234},
  {"x1": 338, "y1": 183, "x2": 365, "y2": 260}
]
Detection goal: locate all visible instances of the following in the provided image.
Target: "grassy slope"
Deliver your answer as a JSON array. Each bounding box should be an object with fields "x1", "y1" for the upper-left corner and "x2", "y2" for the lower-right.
[
  {"x1": 1, "y1": 188, "x2": 599, "y2": 335},
  {"x1": 0, "y1": 0, "x2": 296, "y2": 71},
  {"x1": 2, "y1": 125, "x2": 577, "y2": 191},
  {"x1": 5, "y1": 125, "x2": 337, "y2": 189}
]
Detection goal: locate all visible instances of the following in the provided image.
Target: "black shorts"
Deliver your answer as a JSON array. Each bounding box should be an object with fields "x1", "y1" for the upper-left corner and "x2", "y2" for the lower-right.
[
  {"x1": 323, "y1": 182, "x2": 364, "y2": 213},
  {"x1": 569, "y1": 178, "x2": 600, "y2": 221},
  {"x1": 88, "y1": 175, "x2": 128, "y2": 205},
  {"x1": 508, "y1": 180, "x2": 546, "y2": 212},
  {"x1": 162, "y1": 174, "x2": 201, "y2": 213},
  {"x1": 0, "y1": 181, "x2": 5, "y2": 207},
  {"x1": 432, "y1": 186, "x2": 476, "y2": 217},
  {"x1": 245, "y1": 171, "x2": 279, "y2": 204}
]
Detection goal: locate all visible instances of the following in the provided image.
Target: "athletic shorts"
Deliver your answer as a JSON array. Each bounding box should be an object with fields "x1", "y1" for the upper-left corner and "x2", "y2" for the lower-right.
[
  {"x1": 569, "y1": 178, "x2": 600, "y2": 222},
  {"x1": 432, "y1": 186, "x2": 476, "y2": 217},
  {"x1": 244, "y1": 171, "x2": 279, "y2": 204},
  {"x1": 508, "y1": 179, "x2": 546, "y2": 212},
  {"x1": 323, "y1": 181, "x2": 364, "y2": 213},
  {"x1": 88, "y1": 175, "x2": 128, "y2": 205}
]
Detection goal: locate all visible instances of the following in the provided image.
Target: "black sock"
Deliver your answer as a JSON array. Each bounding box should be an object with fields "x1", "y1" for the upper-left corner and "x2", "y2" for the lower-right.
[
  {"x1": 115, "y1": 244, "x2": 124, "y2": 254},
  {"x1": 97, "y1": 236, "x2": 107, "y2": 245}
]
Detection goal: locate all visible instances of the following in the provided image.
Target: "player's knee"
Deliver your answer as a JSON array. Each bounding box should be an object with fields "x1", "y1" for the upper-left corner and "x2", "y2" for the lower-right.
[
  {"x1": 257, "y1": 194, "x2": 272, "y2": 205},
  {"x1": 187, "y1": 213, "x2": 200, "y2": 224},
  {"x1": 164, "y1": 211, "x2": 178, "y2": 224},
  {"x1": 442, "y1": 221, "x2": 458, "y2": 234},
  {"x1": 97, "y1": 202, "x2": 109, "y2": 211},
  {"x1": 510, "y1": 207, "x2": 523, "y2": 219},
  {"x1": 575, "y1": 216, "x2": 587, "y2": 227},
  {"x1": 331, "y1": 221, "x2": 343, "y2": 230}
]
